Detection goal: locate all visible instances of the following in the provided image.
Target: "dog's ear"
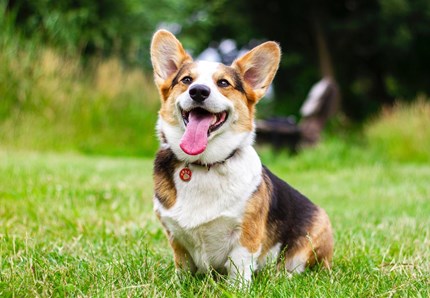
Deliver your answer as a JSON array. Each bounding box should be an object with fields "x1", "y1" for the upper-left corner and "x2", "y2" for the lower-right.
[
  {"x1": 151, "y1": 30, "x2": 192, "y2": 87},
  {"x1": 232, "y1": 42, "x2": 281, "y2": 101}
]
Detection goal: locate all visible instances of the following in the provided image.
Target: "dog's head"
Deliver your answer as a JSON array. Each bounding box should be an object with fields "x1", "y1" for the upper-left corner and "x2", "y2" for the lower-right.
[{"x1": 151, "y1": 30, "x2": 281, "y2": 164}]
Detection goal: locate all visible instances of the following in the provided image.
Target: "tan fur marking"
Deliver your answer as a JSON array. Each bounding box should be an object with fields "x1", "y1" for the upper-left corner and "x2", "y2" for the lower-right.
[
  {"x1": 239, "y1": 175, "x2": 270, "y2": 253},
  {"x1": 153, "y1": 149, "x2": 180, "y2": 209},
  {"x1": 158, "y1": 63, "x2": 198, "y2": 126},
  {"x1": 255, "y1": 176, "x2": 281, "y2": 263},
  {"x1": 159, "y1": 98, "x2": 179, "y2": 126},
  {"x1": 232, "y1": 93, "x2": 254, "y2": 133},
  {"x1": 153, "y1": 173, "x2": 177, "y2": 209},
  {"x1": 155, "y1": 210, "x2": 196, "y2": 271},
  {"x1": 283, "y1": 207, "x2": 334, "y2": 270},
  {"x1": 213, "y1": 65, "x2": 255, "y2": 132},
  {"x1": 170, "y1": 238, "x2": 196, "y2": 272},
  {"x1": 231, "y1": 96, "x2": 254, "y2": 133},
  {"x1": 306, "y1": 207, "x2": 334, "y2": 268}
]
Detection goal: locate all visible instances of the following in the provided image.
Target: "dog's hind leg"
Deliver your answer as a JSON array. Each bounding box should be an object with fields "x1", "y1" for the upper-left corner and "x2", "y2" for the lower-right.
[{"x1": 284, "y1": 208, "x2": 334, "y2": 272}]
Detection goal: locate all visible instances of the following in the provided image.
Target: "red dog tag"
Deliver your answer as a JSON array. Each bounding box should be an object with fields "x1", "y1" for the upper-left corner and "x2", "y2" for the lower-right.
[{"x1": 179, "y1": 167, "x2": 192, "y2": 182}]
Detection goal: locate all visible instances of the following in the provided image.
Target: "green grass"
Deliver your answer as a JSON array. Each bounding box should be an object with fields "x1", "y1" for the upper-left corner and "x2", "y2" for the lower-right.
[{"x1": 1, "y1": 141, "x2": 429, "y2": 297}]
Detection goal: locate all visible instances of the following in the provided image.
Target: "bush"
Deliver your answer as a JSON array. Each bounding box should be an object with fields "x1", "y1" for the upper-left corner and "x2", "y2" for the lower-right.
[
  {"x1": 0, "y1": 33, "x2": 160, "y2": 157},
  {"x1": 365, "y1": 97, "x2": 430, "y2": 163}
]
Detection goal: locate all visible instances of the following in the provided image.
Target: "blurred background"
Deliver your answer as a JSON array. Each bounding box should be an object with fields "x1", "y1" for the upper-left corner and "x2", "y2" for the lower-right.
[{"x1": 1, "y1": 0, "x2": 429, "y2": 159}]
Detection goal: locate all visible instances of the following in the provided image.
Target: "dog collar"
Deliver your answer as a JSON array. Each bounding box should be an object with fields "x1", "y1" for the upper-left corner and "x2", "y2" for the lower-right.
[
  {"x1": 189, "y1": 149, "x2": 238, "y2": 169},
  {"x1": 179, "y1": 149, "x2": 238, "y2": 182}
]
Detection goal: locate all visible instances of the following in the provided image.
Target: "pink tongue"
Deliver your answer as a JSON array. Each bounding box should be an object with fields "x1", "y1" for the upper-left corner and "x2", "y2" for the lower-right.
[{"x1": 180, "y1": 110, "x2": 214, "y2": 155}]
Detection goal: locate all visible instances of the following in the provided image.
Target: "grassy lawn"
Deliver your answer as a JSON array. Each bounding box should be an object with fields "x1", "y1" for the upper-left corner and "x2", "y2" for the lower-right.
[
  {"x1": 1, "y1": 12, "x2": 429, "y2": 296},
  {"x1": 1, "y1": 142, "x2": 429, "y2": 297}
]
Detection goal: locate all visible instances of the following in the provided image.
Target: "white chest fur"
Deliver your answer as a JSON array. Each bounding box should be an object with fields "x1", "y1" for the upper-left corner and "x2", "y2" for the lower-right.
[{"x1": 154, "y1": 146, "x2": 262, "y2": 271}]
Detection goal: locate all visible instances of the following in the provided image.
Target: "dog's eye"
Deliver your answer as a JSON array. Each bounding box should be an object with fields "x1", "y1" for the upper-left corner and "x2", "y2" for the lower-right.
[
  {"x1": 181, "y1": 76, "x2": 193, "y2": 85},
  {"x1": 217, "y1": 79, "x2": 230, "y2": 88}
]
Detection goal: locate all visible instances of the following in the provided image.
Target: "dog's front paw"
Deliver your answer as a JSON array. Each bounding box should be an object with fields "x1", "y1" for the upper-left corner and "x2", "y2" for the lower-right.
[
  {"x1": 174, "y1": 267, "x2": 194, "y2": 284},
  {"x1": 226, "y1": 269, "x2": 252, "y2": 290},
  {"x1": 224, "y1": 247, "x2": 257, "y2": 289}
]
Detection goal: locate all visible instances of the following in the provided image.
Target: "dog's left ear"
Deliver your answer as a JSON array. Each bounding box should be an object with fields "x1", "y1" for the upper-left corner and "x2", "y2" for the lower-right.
[
  {"x1": 232, "y1": 42, "x2": 281, "y2": 101},
  {"x1": 151, "y1": 30, "x2": 192, "y2": 87}
]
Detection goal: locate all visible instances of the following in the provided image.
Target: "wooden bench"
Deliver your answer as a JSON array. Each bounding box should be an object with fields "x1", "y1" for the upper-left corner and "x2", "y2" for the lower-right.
[{"x1": 256, "y1": 77, "x2": 339, "y2": 152}]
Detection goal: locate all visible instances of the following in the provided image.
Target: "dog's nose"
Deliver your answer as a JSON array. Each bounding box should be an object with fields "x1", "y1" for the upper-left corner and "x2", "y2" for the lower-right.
[{"x1": 189, "y1": 84, "x2": 211, "y2": 103}]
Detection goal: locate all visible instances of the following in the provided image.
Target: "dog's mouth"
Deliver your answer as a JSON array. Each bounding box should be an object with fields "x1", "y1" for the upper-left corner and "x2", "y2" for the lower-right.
[
  {"x1": 179, "y1": 107, "x2": 228, "y2": 156},
  {"x1": 181, "y1": 108, "x2": 228, "y2": 134}
]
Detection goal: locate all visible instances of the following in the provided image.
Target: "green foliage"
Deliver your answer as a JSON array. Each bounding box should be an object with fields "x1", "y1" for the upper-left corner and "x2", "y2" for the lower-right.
[
  {"x1": 365, "y1": 97, "x2": 430, "y2": 163},
  {"x1": 4, "y1": 0, "x2": 430, "y2": 122},
  {"x1": 1, "y1": 142, "x2": 429, "y2": 296},
  {"x1": 6, "y1": 0, "x2": 154, "y2": 60},
  {"x1": 2, "y1": 0, "x2": 430, "y2": 158},
  {"x1": 0, "y1": 33, "x2": 160, "y2": 156},
  {"x1": 208, "y1": 0, "x2": 430, "y2": 120},
  {"x1": 1, "y1": 2, "x2": 164, "y2": 157},
  {"x1": 4, "y1": 0, "x2": 230, "y2": 67}
]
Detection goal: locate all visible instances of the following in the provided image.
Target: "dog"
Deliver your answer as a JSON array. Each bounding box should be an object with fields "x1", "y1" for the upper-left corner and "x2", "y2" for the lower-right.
[{"x1": 150, "y1": 30, "x2": 333, "y2": 283}]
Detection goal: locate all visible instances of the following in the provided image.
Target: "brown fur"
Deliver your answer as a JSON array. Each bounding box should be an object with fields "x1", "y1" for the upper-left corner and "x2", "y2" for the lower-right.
[
  {"x1": 304, "y1": 208, "x2": 334, "y2": 268},
  {"x1": 250, "y1": 172, "x2": 334, "y2": 271},
  {"x1": 153, "y1": 149, "x2": 180, "y2": 209},
  {"x1": 170, "y1": 237, "x2": 196, "y2": 272},
  {"x1": 156, "y1": 210, "x2": 196, "y2": 271},
  {"x1": 239, "y1": 175, "x2": 270, "y2": 253},
  {"x1": 282, "y1": 208, "x2": 333, "y2": 271}
]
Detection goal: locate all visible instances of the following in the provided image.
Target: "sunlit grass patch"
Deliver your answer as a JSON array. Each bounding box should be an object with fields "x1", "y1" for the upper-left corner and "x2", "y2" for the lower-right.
[
  {"x1": 1, "y1": 146, "x2": 429, "y2": 296},
  {"x1": 365, "y1": 97, "x2": 430, "y2": 163}
]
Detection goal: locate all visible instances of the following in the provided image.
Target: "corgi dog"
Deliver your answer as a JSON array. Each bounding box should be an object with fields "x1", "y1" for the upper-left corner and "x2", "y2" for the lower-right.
[{"x1": 150, "y1": 30, "x2": 333, "y2": 283}]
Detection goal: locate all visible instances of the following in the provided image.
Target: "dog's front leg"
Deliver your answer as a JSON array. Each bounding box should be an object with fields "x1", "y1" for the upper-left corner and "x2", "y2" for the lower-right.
[
  {"x1": 170, "y1": 238, "x2": 197, "y2": 275},
  {"x1": 225, "y1": 180, "x2": 268, "y2": 284},
  {"x1": 225, "y1": 245, "x2": 260, "y2": 285}
]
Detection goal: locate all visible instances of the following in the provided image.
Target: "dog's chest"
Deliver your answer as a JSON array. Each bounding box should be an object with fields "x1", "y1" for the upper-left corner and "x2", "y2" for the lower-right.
[
  {"x1": 156, "y1": 147, "x2": 262, "y2": 228},
  {"x1": 154, "y1": 147, "x2": 263, "y2": 271},
  {"x1": 164, "y1": 215, "x2": 240, "y2": 272}
]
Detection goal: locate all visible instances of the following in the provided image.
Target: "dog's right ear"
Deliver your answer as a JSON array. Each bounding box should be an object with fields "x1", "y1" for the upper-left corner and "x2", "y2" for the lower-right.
[{"x1": 151, "y1": 30, "x2": 192, "y2": 87}]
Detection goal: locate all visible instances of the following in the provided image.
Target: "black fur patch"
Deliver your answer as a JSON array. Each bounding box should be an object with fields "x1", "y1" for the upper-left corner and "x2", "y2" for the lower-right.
[{"x1": 263, "y1": 166, "x2": 318, "y2": 252}]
